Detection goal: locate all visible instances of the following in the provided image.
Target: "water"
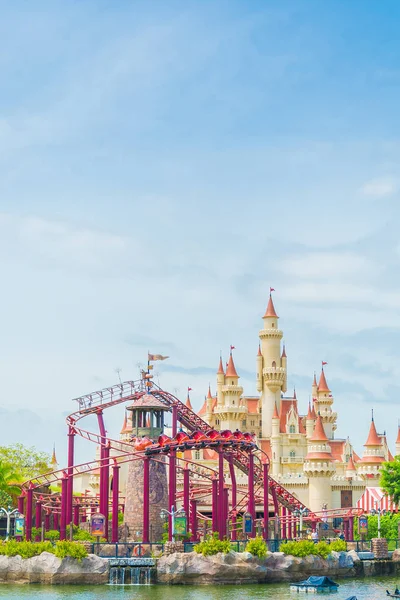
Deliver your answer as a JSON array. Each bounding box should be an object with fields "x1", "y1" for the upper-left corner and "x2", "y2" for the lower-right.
[
  {"x1": 109, "y1": 566, "x2": 151, "y2": 585},
  {"x1": 0, "y1": 578, "x2": 398, "y2": 599}
]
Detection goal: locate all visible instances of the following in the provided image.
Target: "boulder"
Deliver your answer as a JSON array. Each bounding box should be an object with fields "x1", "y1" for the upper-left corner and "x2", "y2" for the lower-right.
[{"x1": 0, "y1": 553, "x2": 108, "y2": 585}]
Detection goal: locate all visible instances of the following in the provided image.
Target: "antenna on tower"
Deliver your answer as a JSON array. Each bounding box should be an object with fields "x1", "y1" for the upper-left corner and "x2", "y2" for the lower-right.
[{"x1": 115, "y1": 368, "x2": 122, "y2": 385}]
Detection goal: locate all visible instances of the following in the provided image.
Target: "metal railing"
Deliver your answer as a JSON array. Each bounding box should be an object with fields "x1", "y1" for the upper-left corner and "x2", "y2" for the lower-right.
[{"x1": 91, "y1": 542, "x2": 164, "y2": 558}]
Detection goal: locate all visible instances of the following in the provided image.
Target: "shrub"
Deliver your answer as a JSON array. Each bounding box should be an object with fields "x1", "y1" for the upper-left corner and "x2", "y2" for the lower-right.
[
  {"x1": 330, "y1": 539, "x2": 347, "y2": 552},
  {"x1": 245, "y1": 536, "x2": 268, "y2": 558},
  {"x1": 194, "y1": 532, "x2": 231, "y2": 556},
  {"x1": 54, "y1": 541, "x2": 88, "y2": 561},
  {"x1": 280, "y1": 539, "x2": 333, "y2": 559},
  {"x1": 45, "y1": 530, "x2": 60, "y2": 542},
  {"x1": 0, "y1": 540, "x2": 54, "y2": 558},
  {"x1": 315, "y1": 541, "x2": 331, "y2": 559}
]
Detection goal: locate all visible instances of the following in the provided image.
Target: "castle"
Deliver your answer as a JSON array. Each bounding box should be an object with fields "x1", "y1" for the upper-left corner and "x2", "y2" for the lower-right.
[{"x1": 188, "y1": 293, "x2": 395, "y2": 513}]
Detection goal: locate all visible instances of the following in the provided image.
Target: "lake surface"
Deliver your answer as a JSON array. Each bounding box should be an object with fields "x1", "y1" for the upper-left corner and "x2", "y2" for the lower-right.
[{"x1": 0, "y1": 578, "x2": 398, "y2": 600}]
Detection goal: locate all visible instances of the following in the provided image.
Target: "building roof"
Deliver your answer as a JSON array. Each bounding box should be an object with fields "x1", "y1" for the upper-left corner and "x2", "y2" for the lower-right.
[
  {"x1": 310, "y1": 414, "x2": 329, "y2": 442},
  {"x1": 306, "y1": 402, "x2": 313, "y2": 420},
  {"x1": 207, "y1": 385, "x2": 212, "y2": 399},
  {"x1": 318, "y1": 368, "x2": 330, "y2": 393},
  {"x1": 226, "y1": 353, "x2": 239, "y2": 378},
  {"x1": 127, "y1": 393, "x2": 168, "y2": 410},
  {"x1": 346, "y1": 455, "x2": 356, "y2": 471},
  {"x1": 217, "y1": 357, "x2": 225, "y2": 375},
  {"x1": 185, "y1": 394, "x2": 193, "y2": 411},
  {"x1": 272, "y1": 401, "x2": 279, "y2": 419},
  {"x1": 281, "y1": 344, "x2": 287, "y2": 358},
  {"x1": 51, "y1": 445, "x2": 58, "y2": 466},
  {"x1": 263, "y1": 294, "x2": 278, "y2": 318},
  {"x1": 364, "y1": 418, "x2": 382, "y2": 446},
  {"x1": 311, "y1": 401, "x2": 317, "y2": 419},
  {"x1": 247, "y1": 398, "x2": 259, "y2": 415},
  {"x1": 257, "y1": 344, "x2": 262, "y2": 357},
  {"x1": 260, "y1": 439, "x2": 272, "y2": 460},
  {"x1": 330, "y1": 439, "x2": 346, "y2": 462}
]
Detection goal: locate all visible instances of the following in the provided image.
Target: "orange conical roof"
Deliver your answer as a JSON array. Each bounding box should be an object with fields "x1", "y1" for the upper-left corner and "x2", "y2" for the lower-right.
[
  {"x1": 318, "y1": 368, "x2": 330, "y2": 392},
  {"x1": 346, "y1": 455, "x2": 356, "y2": 472},
  {"x1": 51, "y1": 445, "x2": 58, "y2": 466},
  {"x1": 364, "y1": 418, "x2": 381, "y2": 446},
  {"x1": 226, "y1": 353, "x2": 239, "y2": 378},
  {"x1": 281, "y1": 344, "x2": 287, "y2": 358},
  {"x1": 310, "y1": 414, "x2": 329, "y2": 442},
  {"x1": 396, "y1": 425, "x2": 400, "y2": 445},
  {"x1": 207, "y1": 384, "x2": 212, "y2": 399},
  {"x1": 272, "y1": 401, "x2": 279, "y2": 419},
  {"x1": 217, "y1": 357, "x2": 225, "y2": 375},
  {"x1": 311, "y1": 401, "x2": 317, "y2": 419},
  {"x1": 120, "y1": 416, "x2": 128, "y2": 434},
  {"x1": 263, "y1": 295, "x2": 278, "y2": 318},
  {"x1": 185, "y1": 393, "x2": 193, "y2": 410},
  {"x1": 312, "y1": 372, "x2": 317, "y2": 386},
  {"x1": 293, "y1": 387, "x2": 297, "y2": 400},
  {"x1": 307, "y1": 402, "x2": 313, "y2": 420},
  {"x1": 257, "y1": 344, "x2": 262, "y2": 357}
]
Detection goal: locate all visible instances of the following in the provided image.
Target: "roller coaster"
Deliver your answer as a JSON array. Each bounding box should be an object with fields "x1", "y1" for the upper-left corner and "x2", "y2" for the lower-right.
[{"x1": 19, "y1": 378, "x2": 361, "y2": 543}]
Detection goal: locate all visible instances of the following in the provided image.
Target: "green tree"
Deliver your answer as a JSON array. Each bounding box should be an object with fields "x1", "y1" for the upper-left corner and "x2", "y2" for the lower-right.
[
  {"x1": 0, "y1": 444, "x2": 52, "y2": 481},
  {"x1": 0, "y1": 461, "x2": 21, "y2": 506},
  {"x1": 380, "y1": 456, "x2": 400, "y2": 505}
]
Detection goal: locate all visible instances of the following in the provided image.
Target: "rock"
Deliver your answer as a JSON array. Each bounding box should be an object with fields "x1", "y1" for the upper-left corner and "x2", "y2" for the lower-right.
[
  {"x1": 157, "y1": 550, "x2": 358, "y2": 585},
  {"x1": 393, "y1": 549, "x2": 400, "y2": 562},
  {"x1": 0, "y1": 553, "x2": 109, "y2": 585}
]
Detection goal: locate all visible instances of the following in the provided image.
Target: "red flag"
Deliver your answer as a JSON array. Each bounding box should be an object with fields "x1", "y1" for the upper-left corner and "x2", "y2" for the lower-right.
[
  {"x1": 322, "y1": 361, "x2": 328, "y2": 366},
  {"x1": 230, "y1": 345, "x2": 236, "y2": 350},
  {"x1": 270, "y1": 287, "x2": 275, "y2": 293},
  {"x1": 188, "y1": 387, "x2": 192, "y2": 392}
]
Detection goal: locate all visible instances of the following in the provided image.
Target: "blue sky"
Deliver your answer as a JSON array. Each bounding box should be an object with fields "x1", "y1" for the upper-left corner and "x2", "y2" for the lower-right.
[{"x1": 1, "y1": 0, "x2": 400, "y2": 464}]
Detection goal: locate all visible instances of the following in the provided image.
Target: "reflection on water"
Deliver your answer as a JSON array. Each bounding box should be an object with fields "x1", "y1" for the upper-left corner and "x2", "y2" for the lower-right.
[{"x1": 0, "y1": 578, "x2": 398, "y2": 600}]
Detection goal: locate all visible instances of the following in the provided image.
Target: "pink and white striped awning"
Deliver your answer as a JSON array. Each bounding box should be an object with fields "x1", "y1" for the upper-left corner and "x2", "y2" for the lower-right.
[{"x1": 357, "y1": 487, "x2": 397, "y2": 512}]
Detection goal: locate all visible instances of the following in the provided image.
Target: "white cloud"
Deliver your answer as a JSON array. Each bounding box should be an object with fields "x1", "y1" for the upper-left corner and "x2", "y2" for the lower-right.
[
  {"x1": 279, "y1": 252, "x2": 372, "y2": 280},
  {"x1": 360, "y1": 177, "x2": 398, "y2": 197}
]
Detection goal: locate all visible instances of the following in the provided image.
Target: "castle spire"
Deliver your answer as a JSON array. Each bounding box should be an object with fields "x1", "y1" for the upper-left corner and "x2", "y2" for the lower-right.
[
  {"x1": 364, "y1": 415, "x2": 381, "y2": 446},
  {"x1": 310, "y1": 414, "x2": 329, "y2": 442},
  {"x1": 226, "y1": 352, "x2": 239, "y2": 378},
  {"x1": 272, "y1": 401, "x2": 279, "y2": 419},
  {"x1": 185, "y1": 391, "x2": 193, "y2": 411},
  {"x1": 257, "y1": 344, "x2": 262, "y2": 357},
  {"x1": 51, "y1": 444, "x2": 58, "y2": 467},
  {"x1": 263, "y1": 293, "x2": 278, "y2": 318},
  {"x1": 281, "y1": 343, "x2": 286, "y2": 358},
  {"x1": 217, "y1": 356, "x2": 225, "y2": 375},
  {"x1": 318, "y1": 366, "x2": 330, "y2": 392},
  {"x1": 307, "y1": 401, "x2": 313, "y2": 420}
]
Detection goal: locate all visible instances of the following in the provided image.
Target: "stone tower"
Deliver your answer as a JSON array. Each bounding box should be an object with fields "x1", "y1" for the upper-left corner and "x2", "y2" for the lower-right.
[
  {"x1": 123, "y1": 394, "x2": 169, "y2": 542},
  {"x1": 258, "y1": 293, "x2": 287, "y2": 438},
  {"x1": 314, "y1": 368, "x2": 337, "y2": 439}
]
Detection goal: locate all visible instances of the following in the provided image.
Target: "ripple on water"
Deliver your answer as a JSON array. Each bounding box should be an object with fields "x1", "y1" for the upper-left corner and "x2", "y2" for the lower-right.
[{"x1": 0, "y1": 578, "x2": 398, "y2": 600}]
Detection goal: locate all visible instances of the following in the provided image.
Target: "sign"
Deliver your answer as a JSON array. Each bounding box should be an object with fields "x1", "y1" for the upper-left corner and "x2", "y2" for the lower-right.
[
  {"x1": 91, "y1": 513, "x2": 106, "y2": 537},
  {"x1": 244, "y1": 512, "x2": 253, "y2": 534},
  {"x1": 359, "y1": 515, "x2": 368, "y2": 535},
  {"x1": 174, "y1": 516, "x2": 187, "y2": 536},
  {"x1": 15, "y1": 516, "x2": 25, "y2": 537}
]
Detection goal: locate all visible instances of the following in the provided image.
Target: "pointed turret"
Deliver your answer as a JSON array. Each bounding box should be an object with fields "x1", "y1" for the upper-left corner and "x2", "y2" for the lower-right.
[
  {"x1": 364, "y1": 417, "x2": 381, "y2": 446},
  {"x1": 120, "y1": 415, "x2": 128, "y2": 434},
  {"x1": 257, "y1": 344, "x2": 262, "y2": 357},
  {"x1": 226, "y1": 353, "x2": 239, "y2": 378},
  {"x1": 256, "y1": 343, "x2": 263, "y2": 392},
  {"x1": 307, "y1": 402, "x2": 313, "y2": 420},
  {"x1": 318, "y1": 368, "x2": 330, "y2": 393},
  {"x1": 281, "y1": 344, "x2": 286, "y2": 358},
  {"x1": 312, "y1": 373, "x2": 318, "y2": 399},
  {"x1": 272, "y1": 401, "x2": 279, "y2": 420},
  {"x1": 51, "y1": 445, "x2": 58, "y2": 468},
  {"x1": 293, "y1": 387, "x2": 297, "y2": 400},
  {"x1": 395, "y1": 425, "x2": 400, "y2": 456},
  {"x1": 217, "y1": 357, "x2": 225, "y2": 375},
  {"x1": 310, "y1": 414, "x2": 329, "y2": 442},
  {"x1": 263, "y1": 294, "x2": 278, "y2": 318},
  {"x1": 185, "y1": 393, "x2": 193, "y2": 411},
  {"x1": 206, "y1": 385, "x2": 213, "y2": 417},
  {"x1": 306, "y1": 402, "x2": 315, "y2": 439},
  {"x1": 359, "y1": 413, "x2": 385, "y2": 476}
]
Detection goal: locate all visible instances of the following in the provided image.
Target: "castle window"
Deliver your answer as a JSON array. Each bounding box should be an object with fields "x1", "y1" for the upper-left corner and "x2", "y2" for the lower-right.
[
  {"x1": 232, "y1": 400, "x2": 235, "y2": 405},
  {"x1": 232, "y1": 381, "x2": 234, "y2": 385},
  {"x1": 272, "y1": 361, "x2": 276, "y2": 368},
  {"x1": 272, "y1": 322, "x2": 275, "y2": 328},
  {"x1": 215, "y1": 419, "x2": 220, "y2": 425},
  {"x1": 242, "y1": 420, "x2": 246, "y2": 428},
  {"x1": 290, "y1": 450, "x2": 295, "y2": 458},
  {"x1": 289, "y1": 425, "x2": 295, "y2": 434},
  {"x1": 251, "y1": 420, "x2": 255, "y2": 427},
  {"x1": 259, "y1": 420, "x2": 262, "y2": 426},
  {"x1": 194, "y1": 450, "x2": 201, "y2": 460}
]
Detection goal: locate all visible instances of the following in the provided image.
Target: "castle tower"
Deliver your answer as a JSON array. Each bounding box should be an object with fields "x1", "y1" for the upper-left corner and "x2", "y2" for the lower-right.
[
  {"x1": 345, "y1": 455, "x2": 357, "y2": 481},
  {"x1": 51, "y1": 445, "x2": 58, "y2": 470},
  {"x1": 214, "y1": 351, "x2": 244, "y2": 430},
  {"x1": 206, "y1": 385, "x2": 213, "y2": 419},
  {"x1": 314, "y1": 367, "x2": 337, "y2": 439},
  {"x1": 396, "y1": 425, "x2": 400, "y2": 457},
  {"x1": 216, "y1": 357, "x2": 225, "y2": 408},
  {"x1": 271, "y1": 402, "x2": 281, "y2": 476},
  {"x1": 258, "y1": 293, "x2": 286, "y2": 438},
  {"x1": 304, "y1": 414, "x2": 335, "y2": 511},
  {"x1": 124, "y1": 394, "x2": 169, "y2": 541},
  {"x1": 358, "y1": 415, "x2": 385, "y2": 482},
  {"x1": 185, "y1": 390, "x2": 193, "y2": 411},
  {"x1": 306, "y1": 402, "x2": 315, "y2": 439}
]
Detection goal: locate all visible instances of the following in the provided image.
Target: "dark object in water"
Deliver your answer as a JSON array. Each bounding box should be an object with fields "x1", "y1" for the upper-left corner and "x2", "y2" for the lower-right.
[{"x1": 290, "y1": 575, "x2": 339, "y2": 593}]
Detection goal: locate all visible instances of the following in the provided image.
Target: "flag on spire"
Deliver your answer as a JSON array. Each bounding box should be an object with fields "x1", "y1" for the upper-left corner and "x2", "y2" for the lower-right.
[
  {"x1": 148, "y1": 353, "x2": 169, "y2": 361},
  {"x1": 270, "y1": 287, "x2": 275, "y2": 293},
  {"x1": 188, "y1": 387, "x2": 192, "y2": 392},
  {"x1": 322, "y1": 361, "x2": 328, "y2": 366}
]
